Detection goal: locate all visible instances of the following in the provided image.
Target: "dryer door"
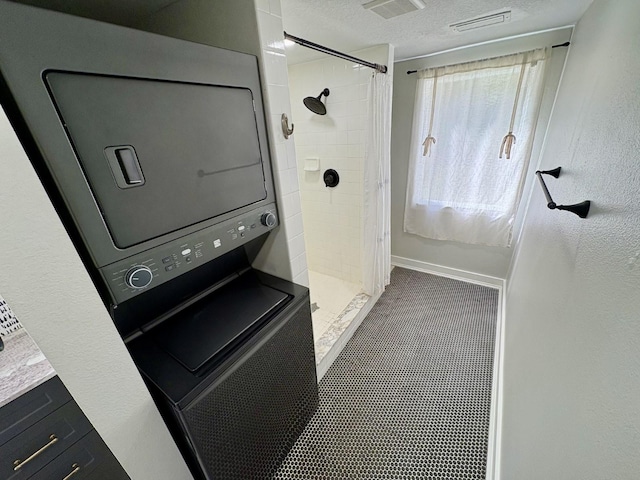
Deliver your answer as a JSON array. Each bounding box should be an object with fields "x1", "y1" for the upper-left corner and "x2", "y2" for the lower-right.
[{"x1": 46, "y1": 72, "x2": 268, "y2": 248}]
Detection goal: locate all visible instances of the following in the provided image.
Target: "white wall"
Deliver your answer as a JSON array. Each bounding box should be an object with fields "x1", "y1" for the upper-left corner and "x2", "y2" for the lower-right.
[
  {"x1": 136, "y1": 0, "x2": 261, "y2": 56},
  {"x1": 251, "y1": 0, "x2": 309, "y2": 286},
  {"x1": 288, "y1": 46, "x2": 391, "y2": 285},
  {"x1": 500, "y1": 1, "x2": 640, "y2": 478},
  {"x1": 391, "y1": 29, "x2": 571, "y2": 279},
  {"x1": 0, "y1": 113, "x2": 193, "y2": 479}
]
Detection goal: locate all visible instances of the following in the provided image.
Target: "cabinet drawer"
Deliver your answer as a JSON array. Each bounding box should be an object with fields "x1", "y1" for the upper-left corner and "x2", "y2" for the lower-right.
[
  {"x1": 0, "y1": 377, "x2": 71, "y2": 446},
  {"x1": 30, "y1": 431, "x2": 130, "y2": 480},
  {"x1": 0, "y1": 401, "x2": 93, "y2": 479}
]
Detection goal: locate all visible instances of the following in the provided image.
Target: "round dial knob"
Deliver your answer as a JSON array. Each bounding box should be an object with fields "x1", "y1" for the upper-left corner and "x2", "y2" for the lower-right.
[
  {"x1": 261, "y1": 212, "x2": 277, "y2": 228},
  {"x1": 125, "y1": 266, "x2": 153, "y2": 289}
]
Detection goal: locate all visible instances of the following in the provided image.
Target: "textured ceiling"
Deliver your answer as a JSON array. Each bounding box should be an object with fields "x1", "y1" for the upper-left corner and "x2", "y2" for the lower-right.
[
  {"x1": 12, "y1": 0, "x2": 179, "y2": 27},
  {"x1": 281, "y1": 0, "x2": 593, "y2": 64}
]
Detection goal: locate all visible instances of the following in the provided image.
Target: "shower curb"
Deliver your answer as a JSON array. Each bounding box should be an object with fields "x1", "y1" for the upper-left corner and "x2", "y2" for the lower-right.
[{"x1": 315, "y1": 290, "x2": 382, "y2": 382}]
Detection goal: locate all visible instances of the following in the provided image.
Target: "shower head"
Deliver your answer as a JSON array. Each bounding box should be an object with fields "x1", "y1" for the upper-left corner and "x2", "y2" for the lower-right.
[{"x1": 303, "y1": 88, "x2": 330, "y2": 115}]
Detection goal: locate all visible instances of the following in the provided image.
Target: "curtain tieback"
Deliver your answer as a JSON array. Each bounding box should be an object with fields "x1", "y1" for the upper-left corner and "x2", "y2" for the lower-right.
[
  {"x1": 500, "y1": 56, "x2": 527, "y2": 160},
  {"x1": 422, "y1": 70, "x2": 438, "y2": 157},
  {"x1": 422, "y1": 135, "x2": 436, "y2": 156},
  {"x1": 500, "y1": 132, "x2": 516, "y2": 159}
]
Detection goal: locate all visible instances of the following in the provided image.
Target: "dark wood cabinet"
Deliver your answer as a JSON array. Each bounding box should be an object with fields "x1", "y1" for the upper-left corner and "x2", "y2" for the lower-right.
[
  {"x1": 30, "y1": 431, "x2": 130, "y2": 480},
  {"x1": 0, "y1": 376, "x2": 69, "y2": 445},
  {"x1": 0, "y1": 377, "x2": 130, "y2": 480}
]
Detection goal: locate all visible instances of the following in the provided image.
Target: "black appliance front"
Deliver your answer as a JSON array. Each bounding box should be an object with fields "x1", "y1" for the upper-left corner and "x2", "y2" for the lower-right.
[
  {"x1": 0, "y1": 1, "x2": 277, "y2": 307},
  {"x1": 127, "y1": 270, "x2": 319, "y2": 480},
  {"x1": 45, "y1": 72, "x2": 268, "y2": 249},
  {"x1": 149, "y1": 274, "x2": 289, "y2": 372},
  {"x1": 0, "y1": 2, "x2": 318, "y2": 479}
]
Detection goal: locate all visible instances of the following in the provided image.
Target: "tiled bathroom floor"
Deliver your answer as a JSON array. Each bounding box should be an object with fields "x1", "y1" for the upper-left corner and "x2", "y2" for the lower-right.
[{"x1": 276, "y1": 267, "x2": 498, "y2": 479}]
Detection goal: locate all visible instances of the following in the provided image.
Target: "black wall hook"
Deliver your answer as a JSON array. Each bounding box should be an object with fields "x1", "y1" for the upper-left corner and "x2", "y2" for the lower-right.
[{"x1": 535, "y1": 167, "x2": 590, "y2": 218}]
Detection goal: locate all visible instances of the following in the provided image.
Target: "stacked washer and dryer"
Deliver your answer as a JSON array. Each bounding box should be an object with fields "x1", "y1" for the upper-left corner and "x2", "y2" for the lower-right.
[{"x1": 0, "y1": 2, "x2": 318, "y2": 479}]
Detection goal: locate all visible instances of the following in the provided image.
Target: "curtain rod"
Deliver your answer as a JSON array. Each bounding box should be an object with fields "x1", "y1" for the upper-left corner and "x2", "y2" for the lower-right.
[
  {"x1": 284, "y1": 32, "x2": 388, "y2": 74},
  {"x1": 406, "y1": 41, "x2": 570, "y2": 75}
]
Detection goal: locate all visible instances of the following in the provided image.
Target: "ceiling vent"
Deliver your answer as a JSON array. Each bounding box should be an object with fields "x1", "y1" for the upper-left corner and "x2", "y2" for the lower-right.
[
  {"x1": 450, "y1": 10, "x2": 512, "y2": 32},
  {"x1": 363, "y1": 0, "x2": 426, "y2": 20}
]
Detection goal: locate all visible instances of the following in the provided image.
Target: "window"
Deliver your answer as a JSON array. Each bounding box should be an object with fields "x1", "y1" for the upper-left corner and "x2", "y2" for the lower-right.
[{"x1": 404, "y1": 48, "x2": 550, "y2": 247}]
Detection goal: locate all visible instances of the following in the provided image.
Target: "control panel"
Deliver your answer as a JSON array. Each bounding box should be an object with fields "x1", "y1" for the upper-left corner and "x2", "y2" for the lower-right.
[{"x1": 100, "y1": 204, "x2": 278, "y2": 304}]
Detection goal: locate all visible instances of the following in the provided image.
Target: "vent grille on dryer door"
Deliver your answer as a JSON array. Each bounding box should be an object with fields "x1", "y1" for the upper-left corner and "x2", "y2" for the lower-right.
[{"x1": 182, "y1": 300, "x2": 318, "y2": 479}]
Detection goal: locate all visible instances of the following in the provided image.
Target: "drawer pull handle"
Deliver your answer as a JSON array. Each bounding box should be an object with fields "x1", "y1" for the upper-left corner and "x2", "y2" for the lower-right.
[
  {"x1": 62, "y1": 463, "x2": 81, "y2": 480},
  {"x1": 13, "y1": 434, "x2": 59, "y2": 471}
]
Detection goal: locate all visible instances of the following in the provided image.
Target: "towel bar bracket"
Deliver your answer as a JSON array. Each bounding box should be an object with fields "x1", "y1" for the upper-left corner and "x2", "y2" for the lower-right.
[{"x1": 535, "y1": 167, "x2": 590, "y2": 219}]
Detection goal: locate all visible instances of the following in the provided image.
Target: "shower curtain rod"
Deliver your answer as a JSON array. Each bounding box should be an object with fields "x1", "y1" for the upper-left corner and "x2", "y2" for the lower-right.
[
  {"x1": 405, "y1": 41, "x2": 570, "y2": 75},
  {"x1": 284, "y1": 32, "x2": 388, "y2": 74}
]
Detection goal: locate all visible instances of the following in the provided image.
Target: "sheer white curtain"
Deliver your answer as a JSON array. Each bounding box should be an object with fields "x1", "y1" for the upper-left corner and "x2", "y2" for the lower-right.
[
  {"x1": 363, "y1": 71, "x2": 391, "y2": 297},
  {"x1": 404, "y1": 48, "x2": 550, "y2": 247}
]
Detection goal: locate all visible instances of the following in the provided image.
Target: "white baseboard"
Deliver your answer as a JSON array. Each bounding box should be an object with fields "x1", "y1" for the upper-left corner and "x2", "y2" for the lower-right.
[
  {"x1": 391, "y1": 255, "x2": 504, "y2": 289},
  {"x1": 485, "y1": 279, "x2": 506, "y2": 480},
  {"x1": 391, "y1": 255, "x2": 505, "y2": 480}
]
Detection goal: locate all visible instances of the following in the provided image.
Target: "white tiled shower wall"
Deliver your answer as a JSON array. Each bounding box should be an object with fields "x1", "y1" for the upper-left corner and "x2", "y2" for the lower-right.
[
  {"x1": 288, "y1": 46, "x2": 389, "y2": 285},
  {"x1": 253, "y1": 0, "x2": 309, "y2": 287}
]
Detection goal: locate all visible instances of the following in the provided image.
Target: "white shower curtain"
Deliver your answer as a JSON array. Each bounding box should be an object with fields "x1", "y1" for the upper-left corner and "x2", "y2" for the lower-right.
[{"x1": 363, "y1": 71, "x2": 392, "y2": 297}]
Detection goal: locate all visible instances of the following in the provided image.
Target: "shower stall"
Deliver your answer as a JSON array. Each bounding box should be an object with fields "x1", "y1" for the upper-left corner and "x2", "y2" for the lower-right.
[{"x1": 287, "y1": 44, "x2": 393, "y2": 376}]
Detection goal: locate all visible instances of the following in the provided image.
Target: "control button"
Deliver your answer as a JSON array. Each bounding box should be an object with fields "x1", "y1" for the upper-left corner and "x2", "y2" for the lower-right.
[
  {"x1": 240, "y1": 232, "x2": 246, "y2": 238},
  {"x1": 238, "y1": 225, "x2": 246, "y2": 232},
  {"x1": 165, "y1": 264, "x2": 175, "y2": 272},
  {"x1": 251, "y1": 224, "x2": 257, "y2": 229},
  {"x1": 162, "y1": 256, "x2": 172, "y2": 264},
  {"x1": 125, "y1": 266, "x2": 153, "y2": 289},
  {"x1": 186, "y1": 256, "x2": 192, "y2": 263},
  {"x1": 213, "y1": 239, "x2": 221, "y2": 248},
  {"x1": 181, "y1": 248, "x2": 192, "y2": 256},
  {"x1": 261, "y1": 212, "x2": 277, "y2": 227}
]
